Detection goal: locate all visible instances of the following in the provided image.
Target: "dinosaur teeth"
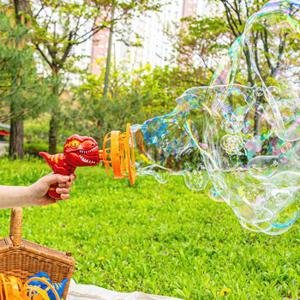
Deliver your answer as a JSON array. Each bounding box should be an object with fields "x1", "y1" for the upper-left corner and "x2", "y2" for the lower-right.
[
  {"x1": 79, "y1": 155, "x2": 96, "y2": 164},
  {"x1": 79, "y1": 149, "x2": 93, "y2": 154}
]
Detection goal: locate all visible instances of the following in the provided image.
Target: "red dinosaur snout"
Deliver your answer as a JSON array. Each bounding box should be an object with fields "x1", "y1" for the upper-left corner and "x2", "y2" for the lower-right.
[{"x1": 64, "y1": 135, "x2": 100, "y2": 167}]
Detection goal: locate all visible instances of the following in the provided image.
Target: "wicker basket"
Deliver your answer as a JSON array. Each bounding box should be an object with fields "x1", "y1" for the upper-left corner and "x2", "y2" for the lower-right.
[{"x1": 0, "y1": 207, "x2": 75, "y2": 299}]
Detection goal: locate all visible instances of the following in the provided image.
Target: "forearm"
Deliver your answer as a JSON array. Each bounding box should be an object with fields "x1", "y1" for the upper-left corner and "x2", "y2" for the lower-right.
[
  {"x1": 0, "y1": 185, "x2": 33, "y2": 208},
  {"x1": 0, "y1": 174, "x2": 74, "y2": 209}
]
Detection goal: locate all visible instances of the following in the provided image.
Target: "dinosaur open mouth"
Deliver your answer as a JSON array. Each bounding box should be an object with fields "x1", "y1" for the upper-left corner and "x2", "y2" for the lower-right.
[
  {"x1": 78, "y1": 148, "x2": 97, "y2": 154},
  {"x1": 79, "y1": 155, "x2": 97, "y2": 164}
]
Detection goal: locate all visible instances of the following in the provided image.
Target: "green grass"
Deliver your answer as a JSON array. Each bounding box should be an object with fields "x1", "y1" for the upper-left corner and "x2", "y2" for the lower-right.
[{"x1": 0, "y1": 157, "x2": 299, "y2": 299}]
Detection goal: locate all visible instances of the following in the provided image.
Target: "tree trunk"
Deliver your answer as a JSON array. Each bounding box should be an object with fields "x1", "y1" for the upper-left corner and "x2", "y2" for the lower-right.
[
  {"x1": 103, "y1": 5, "x2": 115, "y2": 97},
  {"x1": 48, "y1": 76, "x2": 60, "y2": 154},
  {"x1": 243, "y1": 47, "x2": 254, "y2": 86},
  {"x1": 14, "y1": 0, "x2": 32, "y2": 18},
  {"x1": 253, "y1": 94, "x2": 263, "y2": 136},
  {"x1": 8, "y1": 0, "x2": 30, "y2": 159},
  {"x1": 9, "y1": 116, "x2": 24, "y2": 159},
  {"x1": 253, "y1": 103, "x2": 260, "y2": 136},
  {"x1": 96, "y1": 120, "x2": 102, "y2": 146},
  {"x1": 49, "y1": 112, "x2": 59, "y2": 154}
]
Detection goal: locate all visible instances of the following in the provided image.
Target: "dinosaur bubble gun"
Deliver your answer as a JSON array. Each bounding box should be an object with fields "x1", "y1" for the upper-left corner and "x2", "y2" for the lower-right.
[{"x1": 39, "y1": 124, "x2": 136, "y2": 200}]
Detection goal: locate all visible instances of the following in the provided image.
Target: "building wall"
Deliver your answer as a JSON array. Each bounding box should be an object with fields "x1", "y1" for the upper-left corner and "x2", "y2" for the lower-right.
[
  {"x1": 90, "y1": 18, "x2": 110, "y2": 75},
  {"x1": 117, "y1": 0, "x2": 183, "y2": 69},
  {"x1": 182, "y1": 0, "x2": 198, "y2": 17},
  {"x1": 90, "y1": 0, "x2": 214, "y2": 73}
]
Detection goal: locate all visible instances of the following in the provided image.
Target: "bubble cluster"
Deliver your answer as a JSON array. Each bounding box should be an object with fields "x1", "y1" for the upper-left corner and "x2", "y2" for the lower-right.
[
  {"x1": 131, "y1": 0, "x2": 300, "y2": 234},
  {"x1": 131, "y1": 86, "x2": 209, "y2": 191}
]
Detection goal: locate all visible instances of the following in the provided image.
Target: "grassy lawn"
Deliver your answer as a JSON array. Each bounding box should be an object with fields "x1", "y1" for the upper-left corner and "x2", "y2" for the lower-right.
[{"x1": 0, "y1": 157, "x2": 299, "y2": 299}]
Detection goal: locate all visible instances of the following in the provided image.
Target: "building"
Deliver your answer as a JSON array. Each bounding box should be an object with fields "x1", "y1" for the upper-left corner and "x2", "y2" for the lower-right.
[
  {"x1": 182, "y1": 0, "x2": 198, "y2": 17},
  {"x1": 90, "y1": 0, "x2": 208, "y2": 74},
  {"x1": 90, "y1": 19, "x2": 110, "y2": 75},
  {"x1": 116, "y1": 0, "x2": 183, "y2": 69}
]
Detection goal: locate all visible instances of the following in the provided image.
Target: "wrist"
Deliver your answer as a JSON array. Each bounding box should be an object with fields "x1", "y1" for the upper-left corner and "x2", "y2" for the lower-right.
[{"x1": 22, "y1": 185, "x2": 36, "y2": 206}]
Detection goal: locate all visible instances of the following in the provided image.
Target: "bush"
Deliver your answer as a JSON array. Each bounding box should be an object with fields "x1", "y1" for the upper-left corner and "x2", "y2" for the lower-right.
[
  {"x1": 25, "y1": 115, "x2": 49, "y2": 144},
  {"x1": 24, "y1": 142, "x2": 63, "y2": 156}
]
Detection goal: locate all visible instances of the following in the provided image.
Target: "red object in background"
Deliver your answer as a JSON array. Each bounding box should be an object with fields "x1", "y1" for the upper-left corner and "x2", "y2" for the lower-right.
[
  {"x1": 0, "y1": 130, "x2": 10, "y2": 136},
  {"x1": 39, "y1": 135, "x2": 100, "y2": 200}
]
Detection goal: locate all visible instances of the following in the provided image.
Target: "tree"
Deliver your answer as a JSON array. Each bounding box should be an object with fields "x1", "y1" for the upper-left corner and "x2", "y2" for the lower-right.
[
  {"x1": 71, "y1": 61, "x2": 208, "y2": 146},
  {"x1": 0, "y1": 5, "x2": 51, "y2": 158},
  {"x1": 72, "y1": 67, "x2": 148, "y2": 144},
  {"x1": 174, "y1": 16, "x2": 230, "y2": 79},
  {"x1": 10, "y1": 0, "x2": 30, "y2": 158},
  {"x1": 178, "y1": 1, "x2": 297, "y2": 135},
  {"x1": 219, "y1": 0, "x2": 299, "y2": 134},
  {"x1": 28, "y1": 0, "x2": 161, "y2": 153}
]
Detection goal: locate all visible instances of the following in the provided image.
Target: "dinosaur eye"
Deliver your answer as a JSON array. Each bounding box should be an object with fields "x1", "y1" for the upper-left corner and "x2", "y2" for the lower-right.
[{"x1": 71, "y1": 140, "x2": 80, "y2": 147}]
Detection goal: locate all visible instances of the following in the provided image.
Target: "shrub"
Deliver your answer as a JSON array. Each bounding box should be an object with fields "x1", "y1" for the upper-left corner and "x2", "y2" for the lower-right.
[{"x1": 24, "y1": 142, "x2": 63, "y2": 156}]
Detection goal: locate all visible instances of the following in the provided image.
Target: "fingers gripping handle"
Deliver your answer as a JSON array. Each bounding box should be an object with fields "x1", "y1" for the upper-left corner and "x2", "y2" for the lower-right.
[
  {"x1": 48, "y1": 182, "x2": 61, "y2": 200},
  {"x1": 48, "y1": 172, "x2": 73, "y2": 200},
  {"x1": 39, "y1": 151, "x2": 74, "y2": 200}
]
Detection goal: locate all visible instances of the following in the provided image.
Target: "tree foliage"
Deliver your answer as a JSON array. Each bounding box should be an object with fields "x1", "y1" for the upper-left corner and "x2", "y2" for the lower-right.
[
  {"x1": 175, "y1": 16, "x2": 230, "y2": 76},
  {"x1": 2, "y1": 0, "x2": 298, "y2": 157},
  {"x1": 27, "y1": 0, "x2": 162, "y2": 153},
  {"x1": 0, "y1": 8, "x2": 51, "y2": 122},
  {"x1": 0, "y1": 5, "x2": 51, "y2": 159},
  {"x1": 69, "y1": 63, "x2": 205, "y2": 145}
]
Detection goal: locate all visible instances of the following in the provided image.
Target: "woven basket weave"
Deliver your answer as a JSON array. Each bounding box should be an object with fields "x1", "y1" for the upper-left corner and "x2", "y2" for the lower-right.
[{"x1": 0, "y1": 207, "x2": 75, "y2": 299}]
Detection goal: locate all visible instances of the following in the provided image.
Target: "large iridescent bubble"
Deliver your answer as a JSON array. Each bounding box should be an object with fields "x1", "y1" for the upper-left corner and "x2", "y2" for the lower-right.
[
  {"x1": 129, "y1": 0, "x2": 300, "y2": 234},
  {"x1": 199, "y1": 0, "x2": 300, "y2": 234}
]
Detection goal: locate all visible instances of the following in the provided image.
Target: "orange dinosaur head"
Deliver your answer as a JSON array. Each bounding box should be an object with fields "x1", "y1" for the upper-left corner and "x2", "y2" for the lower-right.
[{"x1": 64, "y1": 135, "x2": 100, "y2": 167}]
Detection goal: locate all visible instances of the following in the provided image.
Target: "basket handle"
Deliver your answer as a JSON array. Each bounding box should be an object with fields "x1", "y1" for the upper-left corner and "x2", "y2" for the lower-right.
[{"x1": 10, "y1": 207, "x2": 22, "y2": 247}]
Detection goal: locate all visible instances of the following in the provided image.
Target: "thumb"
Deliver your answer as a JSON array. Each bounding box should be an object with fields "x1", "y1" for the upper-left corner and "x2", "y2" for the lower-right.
[{"x1": 42, "y1": 174, "x2": 70, "y2": 185}]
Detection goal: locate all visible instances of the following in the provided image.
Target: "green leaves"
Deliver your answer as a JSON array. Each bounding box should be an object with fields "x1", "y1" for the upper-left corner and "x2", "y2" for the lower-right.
[
  {"x1": 70, "y1": 63, "x2": 199, "y2": 144},
  {"x1": 0, "y1": 10, "x2": 52, "y2": 122},
  {"x1": 174, "y1": 15, "x2": 231, "y2": 77}
]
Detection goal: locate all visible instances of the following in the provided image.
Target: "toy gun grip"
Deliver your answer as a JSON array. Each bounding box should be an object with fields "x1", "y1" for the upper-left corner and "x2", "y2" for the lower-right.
[
  {"x1": 48, "y1": 169, "x2": 74, "y2": 200},
  {"x1": 48, "y1": 183, "x2": 61, "y2": 200},
  {"x1": 39, "y1": 151, "x2": 72, "y2": 201}
]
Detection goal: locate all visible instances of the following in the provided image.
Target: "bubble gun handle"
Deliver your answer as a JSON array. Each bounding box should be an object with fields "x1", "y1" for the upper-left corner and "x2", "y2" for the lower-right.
[{"x1": 39, "y1": 152, "x2": 76, "y2": 200}]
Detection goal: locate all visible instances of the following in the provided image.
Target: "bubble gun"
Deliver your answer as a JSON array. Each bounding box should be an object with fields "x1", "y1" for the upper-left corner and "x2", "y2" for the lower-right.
[{"x1": 39, "y1": 124, "x2": 136, "y2": 199}]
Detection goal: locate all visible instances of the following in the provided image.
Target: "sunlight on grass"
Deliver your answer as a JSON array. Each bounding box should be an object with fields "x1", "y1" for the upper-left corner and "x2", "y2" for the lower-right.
[{"x1": 0, "y1": 158, "x2": 299, "y2": 299}]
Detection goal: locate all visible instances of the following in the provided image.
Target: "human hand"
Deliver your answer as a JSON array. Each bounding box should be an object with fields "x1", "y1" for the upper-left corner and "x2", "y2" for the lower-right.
[{"x1": 28, "y1": 174, "x2": 76, "y2": 206}]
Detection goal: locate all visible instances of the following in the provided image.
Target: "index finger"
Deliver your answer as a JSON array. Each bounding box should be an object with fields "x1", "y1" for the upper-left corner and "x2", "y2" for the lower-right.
[{"x1": 70, "y1": 174, "x2": 76, "y2": 182}]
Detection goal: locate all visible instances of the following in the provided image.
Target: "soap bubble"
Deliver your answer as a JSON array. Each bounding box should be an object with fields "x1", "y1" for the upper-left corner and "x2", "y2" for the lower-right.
[
  {"x1": 197, "y1": 0, "x2": 300, "y2": 234},
  {"x1": 127, "y1": 0, "x2": 300, "y2": 234},
  {"x1": 131, "y1": 86, "x2": 209, "y2": 191}
]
